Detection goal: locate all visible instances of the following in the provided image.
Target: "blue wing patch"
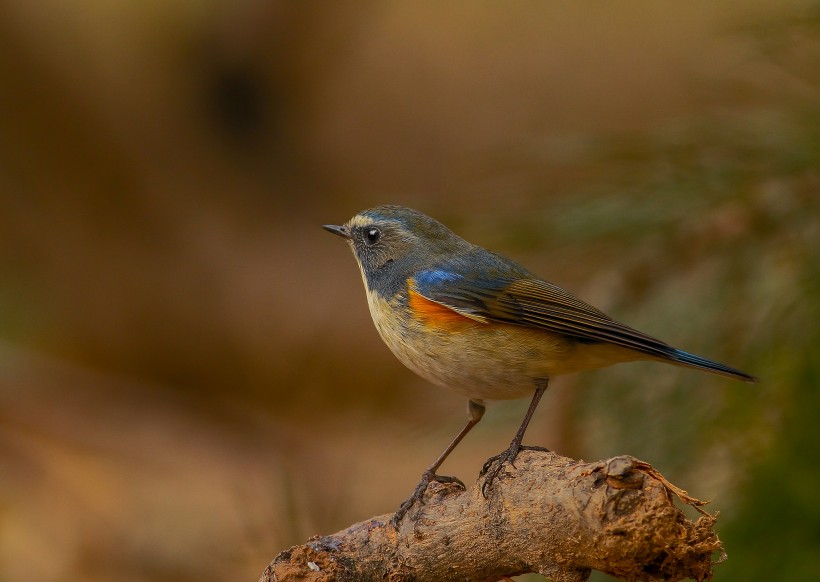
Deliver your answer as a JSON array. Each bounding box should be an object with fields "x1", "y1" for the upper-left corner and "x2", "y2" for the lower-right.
[
  {"x1": 411, "y1": 268, "x2": 502, "y2": 323},
  {"x1": 414, "y1": 269, "x2": 465, "y2": 287}
]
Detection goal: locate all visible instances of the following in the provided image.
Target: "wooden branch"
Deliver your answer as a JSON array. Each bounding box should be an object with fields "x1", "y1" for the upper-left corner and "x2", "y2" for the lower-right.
[{"x1": 261, "y1": 450, "x2": 723, "y2": 582}]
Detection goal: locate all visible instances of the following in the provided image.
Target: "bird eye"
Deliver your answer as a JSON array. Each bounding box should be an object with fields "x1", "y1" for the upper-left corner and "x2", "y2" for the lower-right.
[{"x1": 364, "y1": 227, "x2": 381, "y2": 245}]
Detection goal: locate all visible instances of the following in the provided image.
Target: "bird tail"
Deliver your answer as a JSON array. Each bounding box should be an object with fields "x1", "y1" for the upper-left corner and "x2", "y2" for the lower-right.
[{"x1": 667, "y1": 348, "x2": 758, "y2": 383}]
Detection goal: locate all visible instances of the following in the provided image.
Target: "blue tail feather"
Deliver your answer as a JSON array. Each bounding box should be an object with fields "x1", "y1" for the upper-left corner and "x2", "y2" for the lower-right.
[{"x1": 668, "y1": 348, "x2": 758, "y2": 383}]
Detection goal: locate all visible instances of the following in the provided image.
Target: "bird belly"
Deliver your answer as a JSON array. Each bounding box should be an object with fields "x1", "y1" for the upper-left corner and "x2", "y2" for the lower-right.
[{"x1": 366, "y1": 290, "x2": 639, "y2": 401}]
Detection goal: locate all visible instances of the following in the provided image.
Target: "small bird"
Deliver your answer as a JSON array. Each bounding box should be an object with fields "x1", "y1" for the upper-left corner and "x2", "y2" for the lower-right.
[{"x1": 324, "y1": 205, "x2": 756, "y2": 524}]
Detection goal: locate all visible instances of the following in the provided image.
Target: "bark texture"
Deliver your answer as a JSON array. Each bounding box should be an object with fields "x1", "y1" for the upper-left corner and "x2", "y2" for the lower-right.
[{"x1": 261, "y1": 450, "x2": 723, "y2": 581}]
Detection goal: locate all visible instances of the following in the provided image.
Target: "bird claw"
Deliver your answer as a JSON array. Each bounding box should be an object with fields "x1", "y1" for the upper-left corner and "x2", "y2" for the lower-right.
[
  {"x1": 480, "y1": 448, "x2": 517, "y2": 497},
  {"x1": 391, "y1": 472, "x2": 465, "y2": 527},
  {"x1": 480, "y1": 444, "x2": 550, "y2": 497}
]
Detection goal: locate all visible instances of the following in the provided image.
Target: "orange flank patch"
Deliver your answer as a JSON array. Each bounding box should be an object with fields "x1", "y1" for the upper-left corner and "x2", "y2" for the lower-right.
[{"x1": 408, "y1": 289, "x2": 473, "y2": 328}]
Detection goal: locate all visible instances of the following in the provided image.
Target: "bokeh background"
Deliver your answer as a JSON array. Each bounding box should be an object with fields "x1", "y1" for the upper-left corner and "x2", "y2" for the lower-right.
[{"x1": 1, "y1": 1, "x2": 818, "y2": 581}]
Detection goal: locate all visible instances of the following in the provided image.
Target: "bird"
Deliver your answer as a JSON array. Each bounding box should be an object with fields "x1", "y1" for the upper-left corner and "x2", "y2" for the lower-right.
[{"x1": 323, "y1": 205, "x2": 756, "y2": 524}]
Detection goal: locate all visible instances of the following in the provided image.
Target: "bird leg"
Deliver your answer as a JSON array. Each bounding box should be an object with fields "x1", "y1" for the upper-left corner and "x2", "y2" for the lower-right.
[
  {"x1": 481, "y1": 380, "x2": 549, "y2": 497},
  {"x1": 392, "y1": 399, "x2": 485, "y2": 527}
]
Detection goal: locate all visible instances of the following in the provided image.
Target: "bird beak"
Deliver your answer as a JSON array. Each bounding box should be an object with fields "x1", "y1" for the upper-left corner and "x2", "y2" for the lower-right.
[{"x1": 322, "y1": 224, "x2": 351, "y2": 239}]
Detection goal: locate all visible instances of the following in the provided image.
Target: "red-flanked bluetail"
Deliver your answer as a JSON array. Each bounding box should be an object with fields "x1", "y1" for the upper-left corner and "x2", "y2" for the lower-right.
[{"x1": 324, "y1": 205, "x2": 757, "y2": 524}]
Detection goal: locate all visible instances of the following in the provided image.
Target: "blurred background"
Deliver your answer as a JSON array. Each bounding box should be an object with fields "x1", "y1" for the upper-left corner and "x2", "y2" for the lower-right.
[{"x1": 1, "y1": 1, "x2": 818, "y2": 581}]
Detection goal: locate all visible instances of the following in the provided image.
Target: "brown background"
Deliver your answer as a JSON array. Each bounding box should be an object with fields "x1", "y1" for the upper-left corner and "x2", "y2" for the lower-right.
[{"x1": 1, "y1": 2, "x2": 818, "y2": 581}]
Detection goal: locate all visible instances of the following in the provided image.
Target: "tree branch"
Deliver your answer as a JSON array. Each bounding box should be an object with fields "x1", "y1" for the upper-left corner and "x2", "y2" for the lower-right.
[{"x1": 261, "y1": 450, "x2": 723, "y2": 581}]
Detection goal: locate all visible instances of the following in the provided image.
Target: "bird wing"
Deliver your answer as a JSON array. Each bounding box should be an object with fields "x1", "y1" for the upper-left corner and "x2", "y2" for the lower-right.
[
  {"x1": 411, "y1": 268, "x2": 675, "y2": 359},
  {"x1": 411, "y1": 263, "x2": 757, "y2": 382}
]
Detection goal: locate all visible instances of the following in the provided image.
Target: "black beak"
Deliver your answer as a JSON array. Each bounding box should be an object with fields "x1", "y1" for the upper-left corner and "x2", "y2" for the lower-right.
[{"x1": 322, "y1": 224, "x2": 351, "y2": 239}]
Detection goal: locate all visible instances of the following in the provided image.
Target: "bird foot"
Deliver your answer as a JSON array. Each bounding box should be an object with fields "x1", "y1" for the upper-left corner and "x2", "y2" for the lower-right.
[
  {"x1": 391, "y1": 471, "x2": 465, "y2": 527},
  {"x1": 480, "y1": 444, "x2": 550, "y2": 497}
]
